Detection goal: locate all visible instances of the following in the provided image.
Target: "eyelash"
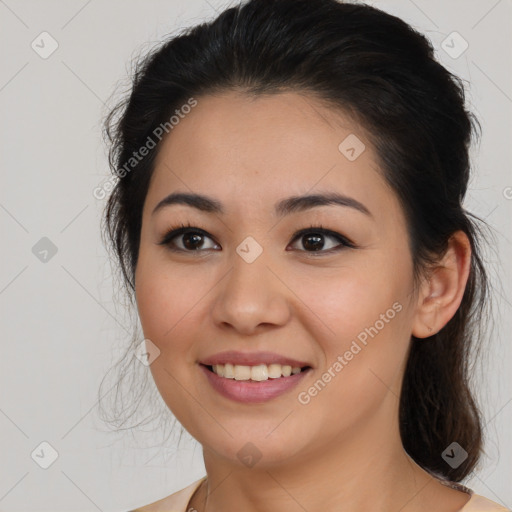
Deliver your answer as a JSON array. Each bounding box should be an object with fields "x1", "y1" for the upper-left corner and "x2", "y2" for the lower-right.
[{"x1": 157, "y1": 221, "x2": 356, "y2": 256}]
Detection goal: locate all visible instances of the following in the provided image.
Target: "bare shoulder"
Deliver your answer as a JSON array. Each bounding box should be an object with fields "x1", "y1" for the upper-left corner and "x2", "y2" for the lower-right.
[
  {"x1": 128, "y1": 477, "x2": 206, "y2": 512},
  {"x1": 129, "y1": 498, "x2": 162, "y2": 512},
  {"x1": 129, "y1": 493, "x2": 182, "y2": 512}
]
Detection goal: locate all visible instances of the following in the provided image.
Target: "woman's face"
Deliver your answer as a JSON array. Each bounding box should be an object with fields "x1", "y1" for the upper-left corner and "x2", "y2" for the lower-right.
[{"x1": 135, "y1": 91, "x2": 419, "y2": 468}]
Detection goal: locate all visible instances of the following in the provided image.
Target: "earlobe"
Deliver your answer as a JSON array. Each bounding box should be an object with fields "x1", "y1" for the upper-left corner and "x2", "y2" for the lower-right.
[{"x1": 411, "y1": 231, "x2": 471, "y2": 339}]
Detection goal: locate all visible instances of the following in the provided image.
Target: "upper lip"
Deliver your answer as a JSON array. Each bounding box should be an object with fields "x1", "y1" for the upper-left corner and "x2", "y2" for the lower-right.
[{"x1": 200, "y1": 351, "x2": 312, "y2": 368}]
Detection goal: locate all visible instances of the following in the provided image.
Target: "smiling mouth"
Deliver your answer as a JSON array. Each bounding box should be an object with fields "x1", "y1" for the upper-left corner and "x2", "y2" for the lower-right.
[{"x1": 202, "y1": 363, "x2": 312, "y2": 381}]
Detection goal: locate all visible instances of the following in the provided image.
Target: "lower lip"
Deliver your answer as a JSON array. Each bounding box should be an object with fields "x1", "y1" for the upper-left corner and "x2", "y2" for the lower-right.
[{"x1": 199, "y1": 364, "x2": 312, "y2": 403}]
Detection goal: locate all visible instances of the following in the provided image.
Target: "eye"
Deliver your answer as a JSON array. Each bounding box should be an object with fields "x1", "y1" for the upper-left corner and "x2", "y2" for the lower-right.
[
  {"x1": 157, "y1": 222, "x2": 220, "y2": 252},
  {"x1": 157, "y1": 222, "x2": 355, "y2": 255},
  {"x1": 287, "y1": 225, "x2": 355, "y2": 254}
]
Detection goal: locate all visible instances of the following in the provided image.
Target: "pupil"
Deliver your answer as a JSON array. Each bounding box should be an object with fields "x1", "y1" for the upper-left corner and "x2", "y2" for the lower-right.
[
  {"x1": 184, "y1": 232, "x2": 203, "y2": 250},
  {"x1": 304, "y1": 234, "x2": 323, "y2": 251}
]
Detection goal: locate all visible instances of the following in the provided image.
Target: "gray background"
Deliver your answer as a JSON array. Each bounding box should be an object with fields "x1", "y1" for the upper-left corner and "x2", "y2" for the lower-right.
[{"x1": 0, "y1": 0, "x2": 511, "y2": 510}]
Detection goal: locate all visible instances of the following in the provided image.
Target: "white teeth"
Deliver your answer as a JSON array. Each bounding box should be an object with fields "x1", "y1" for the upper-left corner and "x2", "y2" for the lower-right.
[
  {"x1": 234, "y1": 365, "x2": 251, "y2": 380},
  {"x1": 224, "y1": 363, "x2": 234, "y2": 378},
  {"x1": 268, "y1": 363, "x2": 283, "y2": 378},
  {"x1": 250, "y1": 364, "x2": 268, "y2": 381},
  {"x1": 210, "y1": 363, "x2": 305, "y2": 380}
]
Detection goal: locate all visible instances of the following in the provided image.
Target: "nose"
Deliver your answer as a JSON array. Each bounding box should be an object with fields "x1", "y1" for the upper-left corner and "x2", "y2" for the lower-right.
[{"x1": 210, "y1": 251, "x2": 292, "y2": 336}]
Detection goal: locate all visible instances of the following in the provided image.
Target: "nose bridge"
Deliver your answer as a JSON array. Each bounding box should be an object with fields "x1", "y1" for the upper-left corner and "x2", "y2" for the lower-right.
[{"x1": 210, "y1": 234, "x2": 291, "y2": 333}]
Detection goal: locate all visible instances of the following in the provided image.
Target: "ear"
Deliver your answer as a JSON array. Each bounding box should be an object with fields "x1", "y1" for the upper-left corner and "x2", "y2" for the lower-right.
[{"x1": 412, "y1": 230, "x2": 471, "y2": 338}]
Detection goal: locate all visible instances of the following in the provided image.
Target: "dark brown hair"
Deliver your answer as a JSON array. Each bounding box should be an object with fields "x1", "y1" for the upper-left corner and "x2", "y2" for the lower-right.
[{"x1": 99, "y1": 0, "x2": 494, "y2": 482}]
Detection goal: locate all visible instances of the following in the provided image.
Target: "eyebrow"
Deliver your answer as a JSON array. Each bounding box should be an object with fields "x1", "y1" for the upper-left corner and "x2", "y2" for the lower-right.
[{"x1": 151, "y1": 191, "x2": 373, "y2": 218}]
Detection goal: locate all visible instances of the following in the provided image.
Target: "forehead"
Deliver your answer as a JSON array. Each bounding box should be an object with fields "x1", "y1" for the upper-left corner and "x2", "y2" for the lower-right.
[{"x1": 146, "y1": 91, "x2": 396, "y2": 220}]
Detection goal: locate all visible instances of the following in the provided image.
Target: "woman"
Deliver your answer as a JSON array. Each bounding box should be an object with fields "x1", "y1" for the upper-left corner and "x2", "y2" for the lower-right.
[{"x1": 100, "y1": 0, "x2": 508, "y2": 510}]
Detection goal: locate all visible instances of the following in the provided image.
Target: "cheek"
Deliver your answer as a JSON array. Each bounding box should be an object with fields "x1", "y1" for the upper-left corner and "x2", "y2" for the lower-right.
[
  {"x1": 295, "y1": 263, "x2": 406, "y2": 346},
  {"x1": 134, "y1": 262, "x2": 206, "y2": 427},
  {"x1": 293, "y1": 260, "x2": 411, "y2": 399},
  {"x1": 135, "y1": 260, "x2": 202, "y2": 343},
  {"x1": 293, "y1": 285, "x2": 409, "y2": 434}
]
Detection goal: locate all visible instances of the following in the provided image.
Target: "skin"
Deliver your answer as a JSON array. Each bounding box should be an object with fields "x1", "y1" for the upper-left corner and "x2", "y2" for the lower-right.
[{"x1": 133, "y1": 91, "x2": 472, "y2": 512}]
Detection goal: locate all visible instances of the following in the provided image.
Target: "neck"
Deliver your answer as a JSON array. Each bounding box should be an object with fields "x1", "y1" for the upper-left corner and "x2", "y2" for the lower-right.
[{"x1": 192, "y1": 416, "x2": 449, "y2": 512}]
